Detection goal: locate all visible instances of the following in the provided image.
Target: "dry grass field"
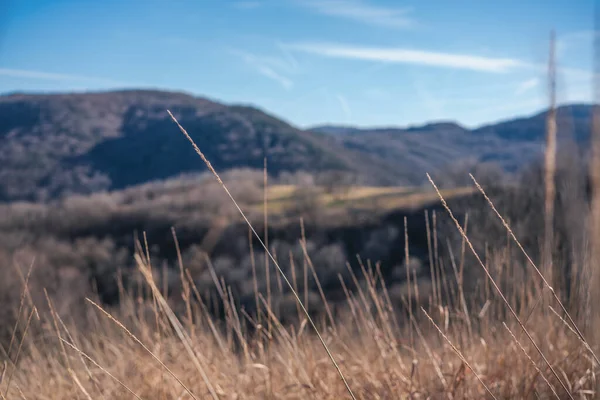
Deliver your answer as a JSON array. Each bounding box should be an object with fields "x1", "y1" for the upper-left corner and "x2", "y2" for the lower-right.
[
  {"x1": 0, "y1": 114, "x2": 597, "y2": 400},
  {"x1": 1, "y1": 254, "x2": 594, "y2": 399}
]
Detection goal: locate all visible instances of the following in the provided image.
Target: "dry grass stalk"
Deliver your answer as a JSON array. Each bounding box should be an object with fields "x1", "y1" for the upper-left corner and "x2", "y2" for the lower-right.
[
  {"x1": 404, "y1": 216, "x2": 415, "y2": 348},
  {"x1": 172, "y1": 227, "x2": 194, "y2": 334},
  {"x1": 425, "y1": 210, "x2": 438, "y2": 308},
  {"x1": 86, "y1": 297, "x2": 203, "y2": 400},
  {"x1": 6, "y1": 261, "x2": 35, "y2": 361},
  {"x1": 590, "y1": 2, "x2": 600, "y2": 364},
  {"x1": 422, "y1": 309, "x2": 496, "y2": 399},
  {"x1": 503, "y1": 322, "x2": 560, "y2": 399},
  {"x1": 427, "y1": 173, "x2": 574, "y2": 398},
  {"x1": 2, "y1": 307, "x2": 35, "y2": 397},
  {"x1": 60, "y1": 339, "x2": 144, "y2": 400},
  {"x1": 2, "y1": 216, "x2": 596, "y2": 399},
  {"x1": 300, "y1": 239, "x2": 336, "y2": 330},
  {"x1": 544, "y1": 30, "x2": 558, "y2": 295},
  {"x1": 469, "y1": 174, "x2": 600, "y2": 366},
  {"x1": 137, "y1": 253, "x2": 220, "y2": 399},
  {"x1": 167, "y1": 110, "x2": 357, "y2": 399}
]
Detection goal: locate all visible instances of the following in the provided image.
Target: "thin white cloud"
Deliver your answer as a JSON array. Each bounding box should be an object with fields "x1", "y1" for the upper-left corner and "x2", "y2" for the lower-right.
[
  {"x1": 229, "y1": 48, "x2": 300, "y2": 74},
  {"x1": 297, "y1": 0, "x2": 414, "y2": 29},
  {"x1": 256, "y1": 65, "x2": 294, "y2": 89},
  {"x1": 230, "y1": 50, "x2": 295, "y2": 90},
  {"x1": 275, "y1": 40, "x2": 300, "y2": 72},
  {"x1": 287, "y1": 42, "x2": 525, "y2": 73},
  {"x1": 515, "y1": 77, "x2": 540, "y2": 95},
  {"x1": 336, "y1": 94, "x2": 352, "y2": 121},
  {"x1": 0, "y1": 67, "x2": 125, "y2": 85}
]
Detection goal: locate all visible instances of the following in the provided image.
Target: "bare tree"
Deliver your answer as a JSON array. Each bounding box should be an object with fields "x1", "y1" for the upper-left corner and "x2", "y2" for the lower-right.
[{"x1": 316, "y1": 170, "x2": 357, "y2": 201}]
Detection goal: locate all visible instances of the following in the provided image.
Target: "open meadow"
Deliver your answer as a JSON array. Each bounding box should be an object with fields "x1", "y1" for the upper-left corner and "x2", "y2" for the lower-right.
[{"x1": 1, "y1": 2, "x2": 599, "y2": 398}]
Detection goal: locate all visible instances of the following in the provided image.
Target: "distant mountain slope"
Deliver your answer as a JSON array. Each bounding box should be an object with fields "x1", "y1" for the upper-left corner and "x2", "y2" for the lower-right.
[
  {"x1": 0, "y1": 90, "x2": 397, "y2": 202},
  {"x1": 312, "y1": 104, "x2": 594, "y2": 175},
  {"x1": 0, "y1": 89, "x2": 594, "y2": 202}
]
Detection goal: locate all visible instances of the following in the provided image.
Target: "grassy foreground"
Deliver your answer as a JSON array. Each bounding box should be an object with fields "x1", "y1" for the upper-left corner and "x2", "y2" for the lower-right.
[
  {"x1": 1, "y1": 114, "x2": 598, "y2": 399},
  {"x1": 0, "y1": 239, "x2": 595, "y2": 400}
]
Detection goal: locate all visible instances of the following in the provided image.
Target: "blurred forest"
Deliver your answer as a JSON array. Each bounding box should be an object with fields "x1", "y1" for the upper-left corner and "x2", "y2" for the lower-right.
[{"x1": 0, "y1": 145, "x2": 591, "y2": 343}]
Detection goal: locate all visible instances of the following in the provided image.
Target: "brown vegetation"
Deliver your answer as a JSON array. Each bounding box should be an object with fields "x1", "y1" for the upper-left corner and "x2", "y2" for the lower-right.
[
  {"x1": 0, "y1": 112, "x2": 599, "y2": 399},
  {"x1": 0, "y1": 169, "x2": 596, "y2": 399}
]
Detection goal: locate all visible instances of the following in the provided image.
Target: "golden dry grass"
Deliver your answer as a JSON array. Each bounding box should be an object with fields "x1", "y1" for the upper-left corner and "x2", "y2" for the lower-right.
[
  {"x1": 262, "y1": 184, "x2": 474, "y2": 215},
  {"x1": 344, "y1": 187, "x2": 475, "y2": 211},
  {"x1": 1, "y1": 248, "x2": 596, "y2": 400},
  {"x1": 0, "y1": 113, "x2": 597, "y2": 400}
]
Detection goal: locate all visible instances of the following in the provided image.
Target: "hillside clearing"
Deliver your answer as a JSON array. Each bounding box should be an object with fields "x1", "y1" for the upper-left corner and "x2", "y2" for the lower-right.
[{"x1": 261, "y1": 184, "x2": 475, "y2": 215}]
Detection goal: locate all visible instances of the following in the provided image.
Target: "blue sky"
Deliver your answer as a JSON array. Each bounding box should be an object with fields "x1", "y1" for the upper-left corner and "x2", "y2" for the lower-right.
[{"x1": 0, "y1": 0, "x2": 595, "y2": 128}]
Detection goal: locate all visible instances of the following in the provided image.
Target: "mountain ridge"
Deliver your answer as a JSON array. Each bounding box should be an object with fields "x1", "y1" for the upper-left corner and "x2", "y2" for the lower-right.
[
  {"x1": 0, "y1": 89, "x2": 595, "y2": 202},
  {"x1": 310, "y1": 104, "x2": 594, "y2": 134},
  {"x1": 312, "y1": 104, "x2": 595, "y2": 175},
  {"x1": 0, "y1": 89, "x2": 400, "y2": 202}
]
